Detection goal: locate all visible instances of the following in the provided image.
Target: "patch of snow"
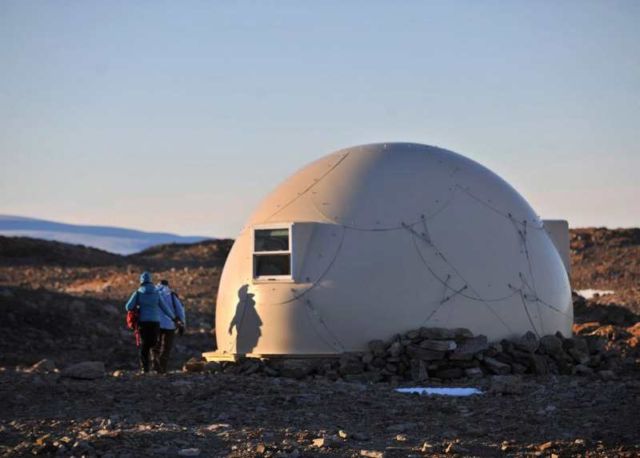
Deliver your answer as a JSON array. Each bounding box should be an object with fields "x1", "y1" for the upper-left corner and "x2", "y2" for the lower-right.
[
  {"x1": 395, "y1": 387, "x2": 483, "y2": 397},
  {"x1": 576, "y1": 289, "x2": 615, "y2": 300}
]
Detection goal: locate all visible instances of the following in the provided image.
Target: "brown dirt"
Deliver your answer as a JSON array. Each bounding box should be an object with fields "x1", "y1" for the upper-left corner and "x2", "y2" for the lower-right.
[
  {"x1": 0, "y1": 230, "x2": 638, "y2": 457},
  {"x1": 570, "y1": 227, "x2": 640, "y2": 311}
]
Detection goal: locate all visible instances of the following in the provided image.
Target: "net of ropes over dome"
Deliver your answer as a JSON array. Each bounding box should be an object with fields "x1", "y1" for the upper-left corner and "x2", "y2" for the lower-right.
[{"x1": 211, "y1": 143, "x2": 572, "y2": 358}]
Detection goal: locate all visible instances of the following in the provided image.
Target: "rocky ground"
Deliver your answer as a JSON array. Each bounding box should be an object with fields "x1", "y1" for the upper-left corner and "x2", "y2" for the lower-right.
[
  {"x1": 0, "y1": 229, "x2": 639, "y2": 457},
  {"x1": 1, "y1": 370, "x2": 638, "y2": 457},
  {"x1": 570, "y1": 228, "x2": 640, "y2": 310}
]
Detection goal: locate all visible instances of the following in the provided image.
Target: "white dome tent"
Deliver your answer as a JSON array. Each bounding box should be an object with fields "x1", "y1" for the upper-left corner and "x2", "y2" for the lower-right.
[{"x1": 210, "y1": 143, "x2": 572, "y2": 359}]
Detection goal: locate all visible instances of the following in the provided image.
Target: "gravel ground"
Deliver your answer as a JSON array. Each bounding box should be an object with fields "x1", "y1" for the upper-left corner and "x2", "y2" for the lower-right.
[
  {"x1": 1, "y1": 233, "x2": 639, "y2": 457},
  {"x1": 1, "y1": 369, "x2": 639, "y2": 457}
]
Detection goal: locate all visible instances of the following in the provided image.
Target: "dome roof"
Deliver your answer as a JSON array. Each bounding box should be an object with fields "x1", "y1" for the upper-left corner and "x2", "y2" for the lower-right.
[
  {"x1": 249, "y1": 143, "x2": 540, "y2": 230},
  {"x1": 216, "y1": 143, "x2": 572, "y2": 356}
]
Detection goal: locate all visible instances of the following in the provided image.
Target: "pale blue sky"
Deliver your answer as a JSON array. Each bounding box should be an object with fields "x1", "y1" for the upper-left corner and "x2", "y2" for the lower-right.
[{"x1": 1, "y1": 1, "x2": 638, "y2": 237}]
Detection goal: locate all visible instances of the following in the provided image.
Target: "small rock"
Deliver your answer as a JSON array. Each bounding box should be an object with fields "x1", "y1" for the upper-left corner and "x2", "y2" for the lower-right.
[
  {"x1": 453, "y1": 328, "x2": 474, "y2": 339},
  {"x1": 338, "y1": 430, "x2": 348, "y2": 439},
  {"x1": 421, "y1": 442, "x2": 434, "y2": 452},
  {"x1": 361, "y1": 353, "x2": 374, "y2": 364},
  {"x1": 368, "y1": 340, "x2": 386, "y2": 356},
  {"x1": 312, "y1": 436, "x2": 341, "y2": 448},
  {"x1": 395, "y1": 434, "x2": 408, "y2": 442},
  {"x1": 96, "y1": 429, "x2": 119, "y2": 438},
  {"x1": 483, "y1": 356, "x2": 511, "y2": 375},
  {"x1": 410, "y1": 359, "x2": 428, "y2": 382},
  {"x1": 178, "y1": 448, "x2": 201, "y2": 456},
  {"x1": 419, "y1": 327, "x2": 456, "y2": 340},
  {"x1": 568, "y1": 348, "x2": 590, "y2": 365},
  {"x1": 538, "y1": 441, "x2": 555, "y2": 451},
  {"x1": 464, "y1": 367, "x2": 483, "y2": 378},
  {"x1": 445, "y1": 442, "x2": 468, "y2": 454},
  {"x1": 515, "y1": 331, "x2": 539, "y2": 353},
  {"x1": 539, "y1": 335, "x2": 564, "y2": 355},
  {"x1": 360, "y1": 450, "x2": 385, "y2": 458},
  {"x1": 183, "y1": 358, "x2": 205, "y2": 373},
  {"x1": 627, "y1": 322, "x2": 640, "y2": 338},
  {"x1": 449, "y1": 335, "x2": 488, "y2": 360},
  {"x1": 27, "y1": 359, "x2": 56, "y2": 373},
  {"x1": 388, "y1": 341, "x2": 403, "y2": 357},
  {"x1": 422, "y1": 339, "x2": 457, "y2": 352},
  {"x1": 405, "y1": 329, "x2": 420, "y2": 340}
]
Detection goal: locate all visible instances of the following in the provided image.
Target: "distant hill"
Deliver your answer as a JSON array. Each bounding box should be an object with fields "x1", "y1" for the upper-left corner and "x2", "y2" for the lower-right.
[
  {"x1": 0, "y1": 215, "x2": 211, "y2": 255},
  {"x1": 0, "y1": 235, "x2": 233, "y2": 269},
  {"x1": 0, "y1": 235, "x2": 125, "y2": 267},
  {"x1": 131, "y1": 239, "x2": 234, "y2": 268}
]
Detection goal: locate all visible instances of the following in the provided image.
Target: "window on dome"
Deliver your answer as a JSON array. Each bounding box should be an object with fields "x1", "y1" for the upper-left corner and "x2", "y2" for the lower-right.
[{"x1": 253, "y1": 225, "x2": 293, "y2": 280}]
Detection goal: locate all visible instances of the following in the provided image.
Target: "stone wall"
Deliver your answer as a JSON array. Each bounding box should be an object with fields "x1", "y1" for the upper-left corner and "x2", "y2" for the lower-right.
[{"x1": 186, "y1": 327, "x2": 620, "y2": 383}]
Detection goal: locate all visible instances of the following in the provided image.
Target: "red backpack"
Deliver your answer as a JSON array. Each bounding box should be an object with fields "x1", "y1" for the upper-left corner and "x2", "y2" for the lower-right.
[{"x1": 126, "y1": 309, "x2": 141, "y2": 346}]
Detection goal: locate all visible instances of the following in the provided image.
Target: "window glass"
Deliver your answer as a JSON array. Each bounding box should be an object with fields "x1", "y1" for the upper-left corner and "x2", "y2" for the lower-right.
[
  {"x1": 255, "y1": 228, "x2": 289, "y2": 252},
  {"x1": 255, "y1": 254, "x2": 291, "y2": 276}
]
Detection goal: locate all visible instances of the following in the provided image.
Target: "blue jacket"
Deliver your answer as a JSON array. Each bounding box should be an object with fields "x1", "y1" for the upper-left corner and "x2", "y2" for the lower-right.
[
  {"x1": 156, "y1": 284, "x2": 186, "y2": 330},
  {"x1": 125, "y1": 282, "x2": 175, "y2": 323}
]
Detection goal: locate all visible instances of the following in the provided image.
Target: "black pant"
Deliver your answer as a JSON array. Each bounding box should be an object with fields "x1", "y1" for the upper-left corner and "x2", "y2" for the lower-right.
[
  {"x1": 152, "y1": 329, "x2": 175, "y2": 373},
  {"x1": 138, "y1": 321, "x2": 160, "y2": 373}
]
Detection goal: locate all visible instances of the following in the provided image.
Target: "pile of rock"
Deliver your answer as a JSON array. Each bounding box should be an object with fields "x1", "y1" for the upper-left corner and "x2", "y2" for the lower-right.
[{"x1": 185, "y1": 326, "x2": 619, "y2": 383}]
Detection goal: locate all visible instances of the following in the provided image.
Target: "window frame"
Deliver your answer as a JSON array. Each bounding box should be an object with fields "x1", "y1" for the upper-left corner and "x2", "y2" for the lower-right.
[{"x1": 252, "y1": 223, "x2": 295, "y2": 283}]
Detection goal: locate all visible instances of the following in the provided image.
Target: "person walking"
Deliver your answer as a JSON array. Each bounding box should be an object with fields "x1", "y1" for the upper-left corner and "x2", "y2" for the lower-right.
[
  {"x1": 152, "y1": 279, "x2": 186, "y2": 374},
  {"x1": 125, "y1": 272, "x2": 180, "y2": 374}
]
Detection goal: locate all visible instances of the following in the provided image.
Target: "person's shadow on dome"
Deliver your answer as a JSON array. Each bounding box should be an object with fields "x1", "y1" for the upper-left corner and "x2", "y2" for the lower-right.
[{"x1": 227, "y1": 284, "x2": 262, "y2": 354}]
